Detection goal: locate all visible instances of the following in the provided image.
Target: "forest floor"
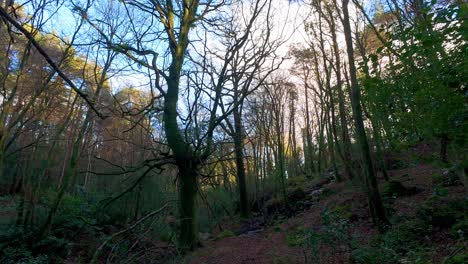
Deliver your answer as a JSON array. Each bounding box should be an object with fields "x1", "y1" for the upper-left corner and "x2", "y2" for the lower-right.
[
  {"x1": 185, "y1": 144, "x2": 467, "y2": 264},
  {"x1": 1, "y1": 143, "x2": 465, "y2": 264}
]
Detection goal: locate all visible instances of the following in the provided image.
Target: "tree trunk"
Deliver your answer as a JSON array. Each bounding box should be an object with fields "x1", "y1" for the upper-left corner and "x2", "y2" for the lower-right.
[
  {"x1": 328, "y1": 7, "x2": 354, "y2": 180},
  {"x1": 304, "y1": 83, "x2": 315, "y2": 178},
  {"x1": 372, "y1": 121, "x2": 389, "y2": 181},
  {"x1": 233, "y1": 108, "x2": 249, "y2": 219},
  {"x1": 342, "y1": 0, "x2": 389, "y2": 228},
  {"x1": 38, "y1": 114, "x2": 88, "y2": 240},
  {"x1": 178, "y1": 161, "x2": 198, "y2": 251},
  {"x1": 440, "y1": 135, "x2": 449, "y2": 163}
]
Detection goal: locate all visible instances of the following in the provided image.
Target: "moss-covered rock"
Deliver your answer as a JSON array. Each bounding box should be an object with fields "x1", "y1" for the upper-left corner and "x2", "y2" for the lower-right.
[
  {"x1": 265, "y1": 196, "x2": 284, "y2": 214},
  {"x1": 215, "y1": 230, "x2": 235, "y2": 240},
  {"x1": 287, "y1": 186, "x2": 306, "y2": 202},
  {"x1": 382, "y1": 180, "x2": 418, "y2": 198}
]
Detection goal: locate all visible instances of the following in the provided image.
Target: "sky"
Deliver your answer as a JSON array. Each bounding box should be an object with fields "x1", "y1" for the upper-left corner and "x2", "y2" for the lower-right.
[
  {"x1": 15, "y1": 0, "x2": 369, "y2": 132},
  {"x1": 19, "y1": 0, "x2": 310, "y2": 90}
]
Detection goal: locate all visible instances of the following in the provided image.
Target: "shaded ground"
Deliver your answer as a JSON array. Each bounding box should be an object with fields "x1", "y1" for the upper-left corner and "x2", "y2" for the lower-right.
[
  {"x1": 187, "y1": 146, "x2": 467, "y2": 264},
  {"x1": 2, "y1": 143, "x2": 465, "y2": 263},
  {"x1": 190, "y1": 230, "x2": 304, "y2": 264}
]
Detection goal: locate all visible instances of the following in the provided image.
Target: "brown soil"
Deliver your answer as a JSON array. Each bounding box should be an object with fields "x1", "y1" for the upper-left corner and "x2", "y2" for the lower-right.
[{"x1": 187, "y1": 146, "x2": 466, "y2": 264}]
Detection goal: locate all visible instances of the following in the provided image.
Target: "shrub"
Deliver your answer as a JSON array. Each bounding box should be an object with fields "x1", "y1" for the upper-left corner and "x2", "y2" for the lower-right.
[
  {"x1": 0, "y1": 246, "x2": 49, "y2": 264},
  {"x1": 379, "y1": 220, "x2": 431, "y2": 254},
  {"x1": 351, "y1": 246, "x2": 398, "y2": 264},
  {"x1": 285, "y1": 226, "x2": 306, "y2": 246},
  {"x1": 265, "y1": 195, "x2": 284, "y2": 214},
  {"x1": 450, "y1": 218, "x2": 468, "y2": 239},
  {"x1": 273, "y1": 225, "x2": 283, "y2": 232},
  {"x1": 0, "y1": 227, "x2": 64, "y2": 264},
  {"x1": 444, "y1": 253, "x2": 468, "y2": 264},
  {"x1": 417, "y1": 198, "x2": 467, "y2": 228},
  {"x1": 351, "y1": 219, "x2": 432, "y2": 264},
  {"x1": 198, "y1": 186, "x2": 236, "y2": 233},
  {"x1": 289, "y1": 206, "x2": 354, "y2": 261},
  {"x1": 432, "y1": 169, "x2": 461, "y2": 187},
  {"x1": 286, "y1": 186, "x2": 306, "y2": 202}
]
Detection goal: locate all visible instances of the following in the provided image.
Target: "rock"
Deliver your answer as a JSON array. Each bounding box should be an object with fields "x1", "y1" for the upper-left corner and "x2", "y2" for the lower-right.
[
  {"x1": 199, "y1": 232, "x2": 212, "y2": 241},
  {"x1": 309, "y1": 189, "x2": 322, "y2": 197},
  {"x1": 287, "y1": 186, "x2": 306, "y2": 201},
  {"x1": 245, "y1": 228, "x2": 264, "y2": 236},
  {"x1": 382, "y1": 180, "x2": 418, "y2": 198}
]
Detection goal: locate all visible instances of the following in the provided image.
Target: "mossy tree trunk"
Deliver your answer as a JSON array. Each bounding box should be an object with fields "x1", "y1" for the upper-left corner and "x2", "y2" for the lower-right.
[
  {"x1": 160, "y1": 1, "x2": 201, "y2": 250},
  {"x1": 178, "y1": 160, "x2": 199, "y2": 250}
]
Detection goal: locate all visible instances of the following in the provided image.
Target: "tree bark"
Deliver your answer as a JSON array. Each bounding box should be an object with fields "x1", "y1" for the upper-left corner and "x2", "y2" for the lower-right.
[
  {"x1": 328, "y1": 6, "x2": 354, "y2": 180},
  {"x1": 342, "y1": 0, "x2": 389, "y2": 228},
  {"x1": 178, "y1": 160, "x2": 199, "y2": 251},
  {"x1": 233, "y1": 107, "x2": 249, "y2": 219}
]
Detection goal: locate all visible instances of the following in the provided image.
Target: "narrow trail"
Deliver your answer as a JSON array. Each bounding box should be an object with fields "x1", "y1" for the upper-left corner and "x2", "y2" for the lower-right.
[
  {"x1": 191, "y1": 229, "x2": 304, "y2": 264},
  {"x1": 188, "y1": 178, "x2": 357, "y2": 264}
]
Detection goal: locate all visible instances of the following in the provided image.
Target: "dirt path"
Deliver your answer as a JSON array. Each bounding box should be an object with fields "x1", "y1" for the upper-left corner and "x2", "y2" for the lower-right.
[
  {"x1": 187, "y1": 180, "x2": 358, "y2": 264},
  {"x1": 188, "y1": 230, "x2": 304, "y2": 264}
]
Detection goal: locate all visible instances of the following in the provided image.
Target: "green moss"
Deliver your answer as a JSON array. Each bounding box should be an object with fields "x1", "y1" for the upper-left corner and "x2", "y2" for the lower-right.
[
  {"x1": 287, "y1": 176, "x2": 308, "y2": 187},
  {"x1": 286, "y1": 186, "x2": 306, "y2": 201},
  {"x1": 285, "y1": 226, "x2": 306, "y2": 246},
  {"x1": 215, "y1": 230, "x2": 235, "y2": 240},
  {"x1": 265, "y1": 195, "x2": 283, "y2": 211},
  {"x1": 273, "y1": 224, "x2": 283, "y2": 232},
  {"x1": 382, "y1": 180, "x2": 417, "y2": 198},
  {"x1": 326, "y1": 204, "x2": 353, "y2": 222},
  {"x1": 444, "y1": 253, "x2": 468, "y2": 264}
]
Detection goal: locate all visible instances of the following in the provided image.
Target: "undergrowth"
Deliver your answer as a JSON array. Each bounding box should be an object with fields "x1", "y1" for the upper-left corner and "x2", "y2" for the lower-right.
[{"x1": 286, "y1": 189, "x2": 467, "y2": 264}]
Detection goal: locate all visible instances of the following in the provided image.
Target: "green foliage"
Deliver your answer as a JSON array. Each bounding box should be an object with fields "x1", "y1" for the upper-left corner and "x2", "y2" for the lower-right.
[
  {"x1": 285, "y1": 205, "x2": 354, "y2": 261},
  {"x1": 444, "y1": 253, "x2": 468, "y2": 264},
  {"x1": 416, "y1": 197, "x2": 467, "y2": 228},
  {"x1": 351, "y1": 245, "x2": 398, "y2": 264},
  {"x1": 326, "y1": 205, "x2": 353, "y2": 221},
  {"x1": 360, "y1": 2, "x2": 466, "y2": 148},
  {"x1": 215, "y1": 230, "x2": 235, "y2": 240},
  {"x1": 1, "y1": 245, "x2": 49, "y2": 264},
  {"x1": 273, "y1": 224, "x2": 283, "y2": 232},
  {"x1": 198, "y1": 186, "x2": 236, "y2": 233},
  {"x1": 432, "y1": 170, "x2": 461, "y2": 187},
  {"x1": 286, "y1": 186, "x2": 306, "y2": 202},
  {"x1": 350, "y1": 196, "x2": 468, "y2": 263},
  {"x1": 287, "y1": 175, "x2": 309, "y2": 188},
  {"x1": 380, "y1": 220, "x2": 431, "y2": 253},
  {"x1": 265, "y1": 195, "x2": 284, "y2": 213},
  {"x1": 351, "y1": 219, "x2": 432, "y2": 264},
  {"x1": 0, "y1": 190, "x2": 93, "y2": 262},
  {"x1": 450, "y1": 218, "x2": 468, "y2": 240},
  {"x1": 382, "y1": 180, "x2": 417, "y2": 198},
  {"x1": 0, "y1": 227, "x2": 62, "y2": 264},
  {"x1": 285, "y1": 226, "x2": 306, "y2": 246}
]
